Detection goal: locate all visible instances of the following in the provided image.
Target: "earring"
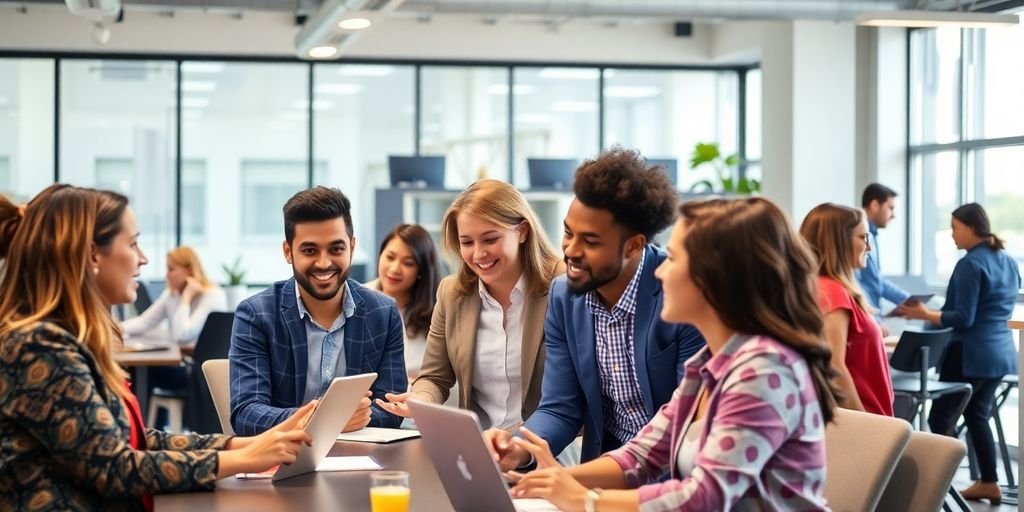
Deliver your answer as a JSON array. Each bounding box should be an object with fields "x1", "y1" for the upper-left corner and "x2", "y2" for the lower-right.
[{"x1": 93, "y1": 267, "x2": 99, "y2": 275}]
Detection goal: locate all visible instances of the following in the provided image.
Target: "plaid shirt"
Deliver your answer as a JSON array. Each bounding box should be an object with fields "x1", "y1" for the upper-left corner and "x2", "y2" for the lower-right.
[{"x1": 587, "y1": 256, "x2": 648, "y2": 444}]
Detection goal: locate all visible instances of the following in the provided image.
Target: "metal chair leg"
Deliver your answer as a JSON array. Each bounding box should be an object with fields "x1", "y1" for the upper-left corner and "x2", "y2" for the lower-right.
[{"x1": 947, "y1": 486, "x2": 972, "y2": 511}]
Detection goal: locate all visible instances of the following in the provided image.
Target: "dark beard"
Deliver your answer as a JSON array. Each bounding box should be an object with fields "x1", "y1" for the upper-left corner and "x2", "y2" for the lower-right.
[
  {"x1": 565, "y1": 259, "x2": 621, "y2": 296},
  {"x1": 294, "y1": 265, "x2": 349, "y2": 301}
]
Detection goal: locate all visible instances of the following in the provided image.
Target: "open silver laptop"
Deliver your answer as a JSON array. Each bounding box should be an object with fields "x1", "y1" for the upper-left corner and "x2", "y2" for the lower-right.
[
  {"x1": 408, "y1": 400, "x2": 527, "y2": 512},
  {"x1": 272, "y1": 372, "x2": 377, "y2": 482}
]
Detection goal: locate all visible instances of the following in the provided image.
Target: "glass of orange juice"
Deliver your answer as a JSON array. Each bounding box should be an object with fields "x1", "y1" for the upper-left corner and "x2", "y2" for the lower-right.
[{"x1": 370, "y1": 471, "x2": 410, "y2": 512}]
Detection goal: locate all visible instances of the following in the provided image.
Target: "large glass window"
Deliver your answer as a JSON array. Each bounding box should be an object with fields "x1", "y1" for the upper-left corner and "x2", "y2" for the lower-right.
[
  {"x1": 312, "y1": 63, "x2": 415, "y2": 272},
  {"x1": 59, "y1": 59, "x2": 177, "y2": 282},
  {"x1": 602, "y1": 69, "x2": 738, "y2": 190},
  {"x1": 744, "y1": 68, "x2": 762, "y2": 182},
  {"x1": 513, "y1": 67, "x2": 600, "y2": 188},
  {"x1": 180, "y1": 61, "x2": 309, "y2": 286},
  {"x1": 969, "y1": 22, "x2": 1024, "y2": 140},
  {"x1": 909, "y1": 27, "x2": 961, "y2": 145},
  {"x1": 420, "y1": 66, "x2": 508, "y2": 187},
  {"x1": 0, "y1": 58, "x2": 54, "y2": 202},
  {"x1": 972, "y1": 145, "x2": 1024, "y2": 274}
]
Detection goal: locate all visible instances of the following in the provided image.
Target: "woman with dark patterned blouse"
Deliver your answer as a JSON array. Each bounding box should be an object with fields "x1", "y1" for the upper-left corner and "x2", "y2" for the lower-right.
[{"x1": 0, "y1": 184, "x2": 316, "y2": 511}]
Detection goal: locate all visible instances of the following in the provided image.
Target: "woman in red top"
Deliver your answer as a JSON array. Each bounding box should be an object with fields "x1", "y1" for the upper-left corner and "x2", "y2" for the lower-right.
[{"x1": 801, "y1": 203, "x2": 894, "y2": 416}]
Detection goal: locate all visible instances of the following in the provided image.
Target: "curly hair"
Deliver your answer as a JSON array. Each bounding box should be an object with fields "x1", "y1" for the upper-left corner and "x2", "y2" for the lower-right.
[{"x1": 573, "y1": 147, "x2": 678, "y2": 240}]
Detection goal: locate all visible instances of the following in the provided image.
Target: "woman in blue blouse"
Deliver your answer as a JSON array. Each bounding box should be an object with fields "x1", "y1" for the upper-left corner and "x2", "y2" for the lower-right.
[{"x1": 899, "y1": 203, "x2": 1021, "y2": 504}]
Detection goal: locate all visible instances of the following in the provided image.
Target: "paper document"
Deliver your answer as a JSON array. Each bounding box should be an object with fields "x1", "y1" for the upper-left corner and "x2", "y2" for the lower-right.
[
  {"x1": 513, "y1": 499, "x2": 563, "y2": 511},
  {"x1": 315, "y1": 456, "x2": 382, "y2": 472},
  {"x1": 337, "y1": 427, "x2": 421, "y2": 443}
]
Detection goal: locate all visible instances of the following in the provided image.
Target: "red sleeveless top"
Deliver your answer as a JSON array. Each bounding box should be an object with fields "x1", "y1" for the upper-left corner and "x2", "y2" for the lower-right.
[{"x1": 122, "y1": 382, "x2": 154, "y2": 512}]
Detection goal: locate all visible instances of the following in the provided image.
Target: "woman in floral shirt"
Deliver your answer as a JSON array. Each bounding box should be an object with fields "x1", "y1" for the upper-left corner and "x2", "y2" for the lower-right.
[
  {"x1": 0, "y1": 184, "x2": 315, "y2": 511},
  {"x1": 508, "y1": 197, "x2": 839, "y2": 511}
]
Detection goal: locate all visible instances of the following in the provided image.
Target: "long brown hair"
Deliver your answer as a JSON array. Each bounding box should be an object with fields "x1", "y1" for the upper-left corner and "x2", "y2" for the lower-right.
[
  {"x1": 441, "y1": 180, "x2": 561, "y2": 297},
  {"x1": 799, "y1": 203, "x2": 870, "y2": 312},
  {"x1": 679, "y1": 197, "x2": 839, "y2": 423},
  {"x1": 378, "y1": 224, "x2": 441, "y2": 338},
  {"x1": 0, "y1": 184, "x2": 131, "y2": 399}
]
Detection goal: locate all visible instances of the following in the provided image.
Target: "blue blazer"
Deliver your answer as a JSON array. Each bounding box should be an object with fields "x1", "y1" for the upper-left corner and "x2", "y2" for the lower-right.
[
  {"x1": 940, "y1": 243, "x2": 1021, "y2": 379},
  {"x1": 229, "y1": 278, "x2": 407, "y2": 435},
  {"x1": 523, "y1": 245, "x2": 706, "y2": 462}
]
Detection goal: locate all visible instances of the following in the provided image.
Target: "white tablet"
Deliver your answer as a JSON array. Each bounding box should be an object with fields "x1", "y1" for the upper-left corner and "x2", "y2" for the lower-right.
[{"x1": 272, "y1": 372, "x2": 378, "y2": 482}]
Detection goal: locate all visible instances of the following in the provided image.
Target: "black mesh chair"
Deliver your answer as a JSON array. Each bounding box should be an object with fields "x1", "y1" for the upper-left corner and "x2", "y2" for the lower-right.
[
  {"x1": 888, "y1": 328, "x2": 973, "y2": 432},
  {"x1": 183, "y1": 312, "x2": 236, "y2": 434}
]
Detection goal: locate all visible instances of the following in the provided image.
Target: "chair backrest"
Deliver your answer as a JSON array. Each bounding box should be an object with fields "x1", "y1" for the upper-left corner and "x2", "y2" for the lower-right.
[
  {"x1": 201, "y1": 359, "x2": 234, "y2": 436},
  {"x1": 186, "y1": 312, "x2": 235, "y2": 434},
  {"x1": 824, "y1": 408, "x2": 912, "y2": 511},
  {"x1": 133, "y1": 280, "x2": 154, "y2": 314},
  {"x1": 888, "y1": 328, "x2": 954, "y2": 373},
  {"x1": 876, "y1": 431, "x2": 966, "y2": 512}
]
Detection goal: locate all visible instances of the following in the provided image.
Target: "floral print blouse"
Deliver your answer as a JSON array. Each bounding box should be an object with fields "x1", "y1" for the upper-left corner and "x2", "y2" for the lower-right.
[{"x1": 0, "y1": 322, "x2": 230, "y2": 511}]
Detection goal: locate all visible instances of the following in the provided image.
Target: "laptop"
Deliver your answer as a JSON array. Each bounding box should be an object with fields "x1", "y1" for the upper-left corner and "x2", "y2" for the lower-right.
[
  {"x1": 272, "y1": 372, "x2": 378, "y2": 482},
  {"x1": 409, "y1": 400, "x2": 559, "y2": 512}
]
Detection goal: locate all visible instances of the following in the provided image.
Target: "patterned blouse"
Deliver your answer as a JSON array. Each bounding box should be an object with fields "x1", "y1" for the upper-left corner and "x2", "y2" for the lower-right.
[
  {"x1": 604, "y1": 333, "x2": 830, "y2": 511},
  {"x1": 0, "y1": 322, "x2": 230, "y2": 512}
]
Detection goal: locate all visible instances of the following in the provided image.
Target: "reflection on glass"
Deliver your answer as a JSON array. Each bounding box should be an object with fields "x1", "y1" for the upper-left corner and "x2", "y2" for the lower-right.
[
  {"x1": 972, "y1": 24, "x2": 1024, "y2": 140},
  {"x1": 313, "y1": 63, "x2": 414, "y2": 269},
  {"x1": 513, "y1": 67, "x2": 599, "y2": 188},
  {"x1": 421, "y1": 66, "x2": 508, "y2": 187},
  {"x1": 0, "y1": 59, "x2": 54, "y2": 202},
  {"x1": 913, "y1": 151, "x2": 959, "y2": 284},
  {"x1": 909, "y1": 27, "x2": 960, "y2": 145},
  {"x1": 180, "y1": 61, "x2": 308, "y2": 285},
  {"x1": 59, "y1": 59, "x2": 176, "y2": 282},
  {"x1": 973, "y1": 146, "x2": 1024, "y2": 290},
  {"x1": 603, "y1": 69, "x2": 739, "y2": 190}
]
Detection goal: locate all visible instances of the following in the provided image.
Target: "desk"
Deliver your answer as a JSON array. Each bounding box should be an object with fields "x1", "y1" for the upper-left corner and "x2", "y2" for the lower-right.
[
  {"x1": 1011, "y1": 318, "x2": 1023, "y2": 505},
  {"x1": 156, "y1": 439, "x2": 456, "y2": 512},
  {"x1": 115, "y1": 330, "x2": 184, "y2": 415}
]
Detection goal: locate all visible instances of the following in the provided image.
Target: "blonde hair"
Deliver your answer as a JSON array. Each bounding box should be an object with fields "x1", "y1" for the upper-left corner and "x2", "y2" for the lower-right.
[
  {"x1": 799, "y1": 203, "x2": 871, "y2": 312},
  {"x1": 0, "y1": 184, "x2": 131, "y2": 399},
  {"x1": 167, "y1": 246, "x2": 216, "y2": 290},
  {"x1": 441, "y1": 180, "x2": 561, "y2": 296}
]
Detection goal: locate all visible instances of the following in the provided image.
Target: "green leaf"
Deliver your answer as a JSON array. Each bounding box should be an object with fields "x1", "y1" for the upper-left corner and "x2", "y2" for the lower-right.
[
  {"x1": 723, "y1": 154, "x2": 740, "y2": 167},
  {"x1": 737, "y1": 178, "x2": 752, "y2": 194},
  {"x1": 688, "y1": 179, "x2": 716, "y2": 193},
  {"x1": 721, "y1": 176, "x2": 735, "y2": 192},
  {"x1": 689, "y1": 142, "x2": 721, "y2": 169}
]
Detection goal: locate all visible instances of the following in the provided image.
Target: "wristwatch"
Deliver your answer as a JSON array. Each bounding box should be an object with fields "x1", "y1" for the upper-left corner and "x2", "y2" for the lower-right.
[{"x1": 584, "y1": 488, "x2": 603, "y2": 512}]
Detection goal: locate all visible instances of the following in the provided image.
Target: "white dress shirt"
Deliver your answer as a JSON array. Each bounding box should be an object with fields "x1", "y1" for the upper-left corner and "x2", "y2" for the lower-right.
[
  {"x1": 121, "y1": 287, "x2": 228, "y2": 344},
  {"x1": 469, "y1": 275, "x2": 526, "y2": 430}
]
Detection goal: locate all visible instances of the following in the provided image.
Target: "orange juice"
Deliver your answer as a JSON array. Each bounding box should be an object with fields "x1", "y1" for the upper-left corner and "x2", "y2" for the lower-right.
[{"x1": 370, "y1": 485, "x2": 410, "y2": 512}]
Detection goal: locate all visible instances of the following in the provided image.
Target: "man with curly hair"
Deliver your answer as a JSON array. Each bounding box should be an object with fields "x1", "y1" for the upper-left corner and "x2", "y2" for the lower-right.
[{"x1": 485, "y1": 147, "x2": 706, "y2": 469}]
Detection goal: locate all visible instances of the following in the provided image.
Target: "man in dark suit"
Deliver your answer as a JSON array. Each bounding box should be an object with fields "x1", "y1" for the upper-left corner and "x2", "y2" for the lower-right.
[
  {"x1": 484, "y1": 148, "x2": 706, "y2": 468},
  {"x1": 229, "y1": 186, "x2": 407, "y2": 436}
]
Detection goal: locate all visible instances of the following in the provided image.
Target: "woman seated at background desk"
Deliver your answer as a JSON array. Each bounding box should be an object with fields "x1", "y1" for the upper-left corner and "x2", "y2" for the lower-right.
[
  {"x1": 505, "y1": 197, "x2": 837, "y2": 511},
  {"x1": 365, "y1": 223, "x2": 441, "y2": 381},
  {"x1": 121, "y1": 245, "x2": 227, "y2": 345},
  {"x1": 898, "y1": 203, "x2": 1020, "y2": 505},
  {"x1": 0, "y1": 185, "x2": 314, "y2": 511},
  {"x1": 801, "y1": 203, "x2": 893, "y2": 416},
  {"x1": 376, "y1": 180, "x2": 562, "y2": 432}
]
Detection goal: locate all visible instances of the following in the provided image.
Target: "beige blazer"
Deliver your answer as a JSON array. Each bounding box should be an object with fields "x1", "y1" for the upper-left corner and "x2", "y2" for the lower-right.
[{"x1": 410, "y1": 275, "x2": 548, "y2": 419}]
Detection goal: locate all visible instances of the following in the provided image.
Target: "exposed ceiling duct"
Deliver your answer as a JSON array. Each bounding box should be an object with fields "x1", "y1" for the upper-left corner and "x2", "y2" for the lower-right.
[
  {"x1": 293, "y1": 0, "x2": 406, "y2": 59},
  {"x1": 394, "y1": 0, "x2": 921, "y2": 22}
]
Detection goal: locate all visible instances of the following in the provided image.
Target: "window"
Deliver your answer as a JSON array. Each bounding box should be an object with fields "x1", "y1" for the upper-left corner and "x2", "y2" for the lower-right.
[
  {"x1": 312, "y1": 63, "x2": 414, "y2": 266},
  {"x1": 909, "y1": 27, "x2": 961, "y2": 145},
  {"x1": 180, "y1": 61, "x2": 309, "y2": 285},
  {"x1": 972, "y1": 146, "x2": 1024, "y2": 274},
  {"x1": 59, "y1": 59, "x2": 177, "y2": 282},
  {"x1": 513, "y1": 67, "x2": 600, "y2": 188},
  {"x1": 969, "y1": 22, "x2": 1024, "y2": 140},
  {"x1": 744, "y1": 68, "x2": 762, "y2": 182},
  {"x1": 0, "y1": 58, "x2": 55, "y2": 202},
  {"x1": 421, "y1": 66, "x2": 508, "y2": 186}
]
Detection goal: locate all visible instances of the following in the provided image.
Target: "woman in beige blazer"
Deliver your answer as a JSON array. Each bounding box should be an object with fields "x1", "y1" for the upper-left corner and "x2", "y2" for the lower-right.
[{"x1": 378, "y1": 179, "x2": 562, "y2": 429}]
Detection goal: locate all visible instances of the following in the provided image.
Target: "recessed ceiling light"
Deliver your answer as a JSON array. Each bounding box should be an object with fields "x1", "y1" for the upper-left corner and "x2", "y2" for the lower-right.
[
  {"x1": 291, "y1": 99, "x2": 335, "y2": 111},
  {"x1": 604, "y1": 86, "x2": 660, "y2": 98},
  {"x1": 539, "y1": 68, "x2": 600, "y2": 80},
  {"x1": 551, "y1": 101, "x2": 597, "y2": 113},
  {"x1": 181, "y1": 62, "x2": 225, "y2": 74},
  {"x1": 181, "y1": 80, "x2": 217, "y2": 92},
  {"x1": 338, "y1": 17, "x2": 372, "y2": 30},
  {"x1": 487, "y1": 84, "x2": 537, "y2": 95},
  {"x1": 308, "y1": 46, "x2": 339, "y2": 59},
  {"x1": 338, "y1": 65, "x2": 394, "y2": 77},
  {"x1": 181, "y1": 97, "x2": 210, "y2": 108},
  {"x1": 314, "y1": 83, "x2": 363, "y2": 95}
]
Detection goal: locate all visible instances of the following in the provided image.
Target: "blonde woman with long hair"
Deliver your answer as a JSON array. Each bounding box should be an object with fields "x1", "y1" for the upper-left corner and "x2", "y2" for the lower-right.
[
  {"x1": 378, "y1": 179, "x2": 562, "y2": 431},
  {"x1": 122, "y1": 246, "x2": 227, "y2": 344},
  {"x1": 0, "y1": 184, "x2": 314, "y2": 511},
  {"x1": 800, "y1": 203, "x2": 894, "y2": 416}
]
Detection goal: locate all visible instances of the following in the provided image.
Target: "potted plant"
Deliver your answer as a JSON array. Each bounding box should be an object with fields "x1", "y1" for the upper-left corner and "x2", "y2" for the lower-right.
[
  {"x1": 222, "y1": 256, "x2": 248, "y2": 308},
  {"x1": 688, "y1": 142, "x2": 760, "y2": 194}
]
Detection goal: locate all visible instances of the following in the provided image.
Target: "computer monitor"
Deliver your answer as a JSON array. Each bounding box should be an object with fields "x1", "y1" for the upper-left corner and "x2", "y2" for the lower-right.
[
  {"x1": 527, "y1": 158, "x2": 578, "y2": 190},
  {"x1": 646, "y1": 158, "x2": 678, "y2": 187},
  {"x1": 388, "y1": 155, "x2": 445, "y2": 188}
]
